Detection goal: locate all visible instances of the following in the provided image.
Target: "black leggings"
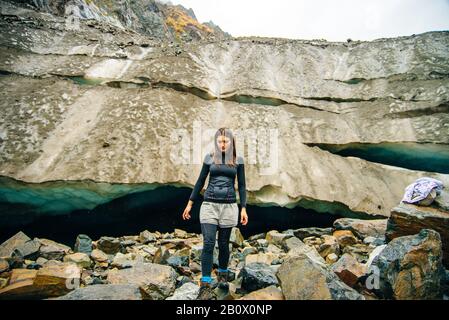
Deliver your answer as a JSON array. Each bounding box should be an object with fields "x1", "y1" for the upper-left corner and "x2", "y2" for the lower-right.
[{"x1": 200, "y1": 223, "x2": 233, "y2": 279}]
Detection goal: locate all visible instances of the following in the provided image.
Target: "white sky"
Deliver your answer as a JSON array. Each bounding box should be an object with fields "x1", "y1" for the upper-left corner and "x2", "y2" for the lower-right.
[{"x1": 160, "y1": 0, "x2": 449, "y2": 41}]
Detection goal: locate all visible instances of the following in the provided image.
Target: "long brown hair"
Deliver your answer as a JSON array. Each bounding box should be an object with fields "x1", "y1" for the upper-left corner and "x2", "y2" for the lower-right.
[{"x1": 210, "y1": 127, "x2": 237, "y2": 167}]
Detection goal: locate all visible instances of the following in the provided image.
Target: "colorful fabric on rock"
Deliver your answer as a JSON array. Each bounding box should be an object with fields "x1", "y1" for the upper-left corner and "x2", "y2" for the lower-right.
[{"x1": 401, "y1": 177, "x2": 444, "y2": 204}]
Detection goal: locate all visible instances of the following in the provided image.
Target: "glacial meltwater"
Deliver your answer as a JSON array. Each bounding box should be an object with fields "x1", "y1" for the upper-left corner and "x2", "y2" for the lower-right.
[{"x1": 305, "y1": 142, "x2": 449, "y2": 174}]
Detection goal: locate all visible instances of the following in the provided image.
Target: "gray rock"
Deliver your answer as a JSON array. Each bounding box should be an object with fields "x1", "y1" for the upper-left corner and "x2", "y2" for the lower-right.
[
  {"x1": 266, "y1": 230, "x2": 293, "y2": 247},
  {"x1": 255, "y1": 239, "x2": 268, "y2": 248},
  {"x1": 12, "y1": 239, "x2": 41, "y2": 260},
  {"x1": 152, "y1": 246, "x2": 171, "y2": 265},
  {"x1": 248, "y1": 233, "x2": 266, "y2": 241},
  {"x1": 331, "y1": 253, "x2": 367, "y2": 288},
  {"x1": 333, "y1": 218, "x2": 388, "y2": 239},
  {"x1": 190, "y1": 244, "x2": 203, "y2": 262},
  {"x1": 36, "y1": 257, "x2": 48, "y2": 266},
  {"x1": 166, "y1": 255, "x2": 189, "y2": 267},
  {"x1": 54, "y1": 284, "x2": 143, "y2": 300},
  {"x1": 111, "y1": 253, "x2": 142, "y2": 269},
  {"x1": 283, "y1": 236, "x2": 326, "y2": 266},
  {"x1": 37, "y1": 239, "x2": 71, "y2": 260},
  {"x1": 90, "y1": 249, "x2": 108, "y2": 263},
  {"x1": 0, "y1": 231, "x2": 40, "y2": 259},
  {"x1": 120, "y1": 240, "x2": 137, "y2": 247},
  {"x1": 276, "y1": 253, "x2": 364, "y2": 300},
  {"x1": 230, "y1": 227, "x2": 244, "y2": 247},
  {"x1": 96, "y1": 237, "x2": 122, "y2": 255},
  {"x1": 166, "y1": 282, "x2": 200, "y2": 300},
  {"x1": 293, "y1": 227, "x2": 333, "y2": 240},
  {"x1": 371, "y1": 229, "x2": 445, "y2": 299},
  {"x1": 387, "y1": 201, "x2": 449, "y2": 268},
  {"x1": 173, "y1": 229, "x2": 188, "y2": 239},
  {"x1": 363, "y1": 236, "x2": 376, "y2": 244},
  {"x1": 241, "y1": 246, "x2": 258, "y2": 258},
  {"x1": 341, "y1": 243, "x2": 373, "y2": 263},
  {"x1": 74, "y1": 234, "x2": 92, "y2": 254},
  {"x1": 318, "y1": 235, "x2": 340, "y2": 258},
  {"x1": 175, "y1": 275, "x2": 194, "y2": 288},
  {"x1": 63, "y1": 252, "x2": 92, "y2": 268},
  {"x1": 139, "y1": 230, "x2": 156, "y2": 244},
  {"x1": 107, "y1": 262, "x2": 177, "y2": 300},
  {"x1": 238, "y1": 262, "x2": 279, "y2": 292},
  {"x1": 371, "y1": 237, "x2": 386, "y2": 246}
]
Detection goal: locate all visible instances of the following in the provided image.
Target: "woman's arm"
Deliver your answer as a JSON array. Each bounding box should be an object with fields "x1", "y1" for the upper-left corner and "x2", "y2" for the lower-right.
[
  {"x1": 189, "y1": 156, "x2": 210, "y2": 203},
  {"x1": 183, "y1": 155, "x2": 210, "y2": 220},
  {"x1": 237, "y1": 158, "x2": 247, "y2": 209}
]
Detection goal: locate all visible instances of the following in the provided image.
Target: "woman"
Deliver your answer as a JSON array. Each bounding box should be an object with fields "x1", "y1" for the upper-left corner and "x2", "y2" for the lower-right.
[{"x1": 182, "y1": 127, "x2": 248, "y2": 300}]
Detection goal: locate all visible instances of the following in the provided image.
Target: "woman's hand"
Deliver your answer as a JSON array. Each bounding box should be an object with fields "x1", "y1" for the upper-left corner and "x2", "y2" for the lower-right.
[
  {"x1": 240, "y1": 207, "x2": 248, "y2": 225},
  {"x1": 182, "y1": 202, "x2": 192, "y2": 220}
]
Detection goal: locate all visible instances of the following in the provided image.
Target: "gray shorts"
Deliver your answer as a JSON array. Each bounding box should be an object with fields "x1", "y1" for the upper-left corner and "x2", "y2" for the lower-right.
[{"x1": 199, "y1": 201, "x2": 239, "y2": 228}]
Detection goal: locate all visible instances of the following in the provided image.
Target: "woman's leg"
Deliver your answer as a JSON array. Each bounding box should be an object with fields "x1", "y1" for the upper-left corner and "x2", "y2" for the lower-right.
[
  {"x1": 217, "y1": 226, "x2": 233, "y2": 271},
  {"x1": 200, "y1": 223, "x2": 218, "y2": 282}
]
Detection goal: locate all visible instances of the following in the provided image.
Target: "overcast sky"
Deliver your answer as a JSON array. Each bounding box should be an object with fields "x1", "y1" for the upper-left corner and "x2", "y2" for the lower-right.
[{"x1": 160, "y1": 0, "x2": 449, "y2": 41}]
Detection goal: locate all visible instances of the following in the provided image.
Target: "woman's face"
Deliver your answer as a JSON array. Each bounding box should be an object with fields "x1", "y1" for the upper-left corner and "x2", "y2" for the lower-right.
[{"x1": 217, "y1": 135, "x2": 231, "y2": 152}]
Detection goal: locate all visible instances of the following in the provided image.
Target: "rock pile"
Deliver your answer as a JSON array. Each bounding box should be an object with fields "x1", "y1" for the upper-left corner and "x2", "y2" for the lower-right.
[{"x1": 0, "y1": 213, "x2": 447, "y2": 300}]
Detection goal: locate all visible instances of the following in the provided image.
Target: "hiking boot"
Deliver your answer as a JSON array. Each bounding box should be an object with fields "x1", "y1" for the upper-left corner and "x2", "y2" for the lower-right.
[
  {"x1": 217, "y1": 271, "x2": 229, "y2": 290},
  {"x1": 196, "y1": 281, "x2": 216, "y2": 300}
]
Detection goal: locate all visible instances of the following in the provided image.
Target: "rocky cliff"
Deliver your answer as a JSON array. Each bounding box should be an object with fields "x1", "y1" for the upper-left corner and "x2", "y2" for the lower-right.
[
  {"x1": 0, "y1": 0, "x2": 448, "y2": 224},
  {"x1": 6, "y1": 0, "x2": 231, "y2": 41}
]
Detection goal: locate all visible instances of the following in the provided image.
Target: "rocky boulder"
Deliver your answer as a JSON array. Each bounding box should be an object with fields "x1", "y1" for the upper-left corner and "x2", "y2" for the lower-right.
[
  {"x1": 318, "y1": 235, "x2": 340, "y2": 258},
  {"x1": 37, "y1": 239, "x2": 71, "y2": 261},
  {"x1": 96, "y1": 237, "x2": 123, "y2": 255},
  {"x1": 106, "y1": 262, "x2": 177, "y2": 300},
  {"x1": 0, "y1": 261, "x2": 81, "y2": 299},
  {"x1": 54, "y1": 284, "x2": 143, "y2": 300},
  {"x1": 152, "y1": 246, "x2": 171, "y2": 265},
  {"x1": 238, "y1": 262, "x2": 279, "y2": 293},
  {"x1": 245, "y1": 252, "x2": 279, "y2": 265},
  {"x1": 331, "y1": 253, "x2": 367, "y2": 288},
  {"x1": 371, "y1": 229, "x2": 445, "y2": 299},
  {"x1": 74, "y1": 234, "x2": 92, "y2": 255},
  {"x1": 293, "y1": 227, "x2": 333, "y2": 240},
  {"x1": 0, "y1": 269, "x2": 39, "y2": 299},
  {"x1": 139, "y1": 230, "x2": 157, "y2": 244},
  {"x1": 334, "y1": 218, "x2": 388, "y2": 239},
  {"x1": 333, "y1": 230, "x2": 359, "y2": 248},
  {"x1": 276, "y1": 253, "x2": 364, "y2": 300},
  {"x1": 239, "y1": 285, "x2": 284, "y2": 300},
  {"x1": 230, "y1": 227, "x2": 244, "y2": 248},
  {"x1": 111, "y1": 252, "x2": 143, "y2": 269},
  {"x1": 33, "y1": 262, "x2": 81, "y2": 297},
  {"x1": 265, "y1": 230, "x2": 293, "y2": 247},
  {"x1": 342, "y1": 243, "x2": 374, "y2": 263},
  {"x1": 166, "y1": 282, "x2": 199, "y2": 300},
  {"x1": 0, "y1": 232, "x2": 40, "y2": 260},
  {"x1": 90, "y1": 249, "x2": 109, "y2": 268},
  {"x1": 386, "y1": 200, "x2": 449, "y2": 267},
  {"x1": 283, "y1": 236, "x2": 326, "y2": 265},
  {"x1": 63, "y1": 253, "x2": 92, "y2": 268}
]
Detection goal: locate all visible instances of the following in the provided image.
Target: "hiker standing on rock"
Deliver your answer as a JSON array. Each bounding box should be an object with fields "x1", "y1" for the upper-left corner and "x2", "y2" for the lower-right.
[{"x1": 182, "y1": 127, "x2": 248, "y2": 300}]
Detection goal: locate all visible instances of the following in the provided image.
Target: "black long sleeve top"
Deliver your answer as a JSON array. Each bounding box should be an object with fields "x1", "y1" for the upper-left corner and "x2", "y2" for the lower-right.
[{"x1": 189, "y1": 152, "x2": 247, "y2": 208}]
